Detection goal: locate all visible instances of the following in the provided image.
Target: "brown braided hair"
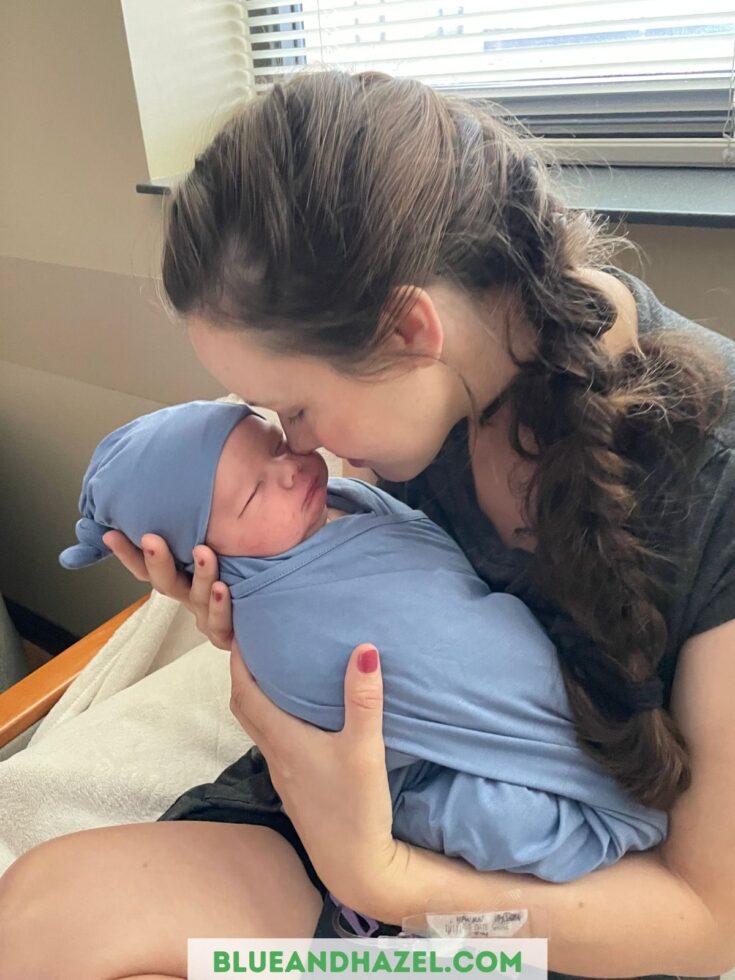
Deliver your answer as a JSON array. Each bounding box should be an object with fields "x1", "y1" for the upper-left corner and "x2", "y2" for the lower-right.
[{"x1": 161, "y1": 69, "x2": 727, "y2": 810}]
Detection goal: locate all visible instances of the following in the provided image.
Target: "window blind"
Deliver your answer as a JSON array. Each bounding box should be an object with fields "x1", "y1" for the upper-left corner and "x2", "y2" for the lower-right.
[{"x1": 241, "y1": 0, "x2": 735, "y2": 164}]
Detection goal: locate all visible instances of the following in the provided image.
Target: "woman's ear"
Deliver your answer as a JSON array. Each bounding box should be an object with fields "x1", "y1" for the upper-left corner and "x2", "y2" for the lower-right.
[{"x1": 382, "y1": 286, "x2": 445, "y2": 365}]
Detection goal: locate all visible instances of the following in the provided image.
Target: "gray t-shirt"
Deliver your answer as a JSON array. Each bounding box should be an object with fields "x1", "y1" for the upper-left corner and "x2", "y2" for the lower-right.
[{"x1": 379, "y1": 265, "x2": 735, "y2": 708}]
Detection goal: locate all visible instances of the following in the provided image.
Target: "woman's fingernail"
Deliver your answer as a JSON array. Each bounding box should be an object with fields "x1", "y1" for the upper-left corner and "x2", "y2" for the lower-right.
[
  {"x1": 213, "y1": 589, "x2": 223, "y2": 602},
  {"x1": 145, "y1": 549, "x2": 155, "y2": 558},
  {"x1": 196, "y1": 558, "x2": 205, "y2": 567},
  {"x1": 357, "y1": 648, "x2": 378, "y2": 673}
]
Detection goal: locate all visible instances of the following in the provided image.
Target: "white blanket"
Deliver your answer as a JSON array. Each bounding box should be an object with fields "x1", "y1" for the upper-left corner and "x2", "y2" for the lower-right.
[{"x1": 0, "y1": 591, "x2": 254, "y2": 874}]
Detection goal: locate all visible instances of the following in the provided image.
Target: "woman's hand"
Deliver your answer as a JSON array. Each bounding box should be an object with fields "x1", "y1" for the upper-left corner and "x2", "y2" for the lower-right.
[
  {"x1": 102, "y1": 531, "x2": 234, "y2": 650},
  {"x1": 228, "y1": 639, "x2": 409, "y2": 912}
]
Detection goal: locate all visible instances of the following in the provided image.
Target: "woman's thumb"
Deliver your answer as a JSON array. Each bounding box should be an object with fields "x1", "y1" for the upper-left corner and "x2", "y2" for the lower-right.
[{"x1": 343, "y1": 643, "x2": 383, "y2": 738}]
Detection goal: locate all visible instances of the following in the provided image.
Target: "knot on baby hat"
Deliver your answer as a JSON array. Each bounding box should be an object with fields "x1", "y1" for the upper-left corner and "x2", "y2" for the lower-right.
[
  {"x1": 59, "y1": 517, "x2": 112, "y2": 569},
  {"x1": 59, "y1": 401, "x2": 260, "y2": 570}
]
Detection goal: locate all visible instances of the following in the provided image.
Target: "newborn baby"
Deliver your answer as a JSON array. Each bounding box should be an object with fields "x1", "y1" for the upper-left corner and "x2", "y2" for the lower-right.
[{"x1": 60, "y1": 400, "x2": 667, "y2": 882}]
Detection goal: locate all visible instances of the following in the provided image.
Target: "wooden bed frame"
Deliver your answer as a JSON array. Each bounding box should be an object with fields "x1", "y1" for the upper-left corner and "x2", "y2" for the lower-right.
[{"x1": 0, "y1": 595, "x2": 149, "y2": 751}]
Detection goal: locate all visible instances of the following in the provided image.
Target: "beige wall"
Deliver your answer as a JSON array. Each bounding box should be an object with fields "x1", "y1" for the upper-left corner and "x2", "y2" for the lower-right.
[
  {"x1": 0, "y1": 0, "x2": 224, "y2": 636},
  {"x1": 1, "y1": 1, "x2": 733, "y2": 637},
  {"x1": 615, "y1": 226, "x2": 735, "y2": 341}
]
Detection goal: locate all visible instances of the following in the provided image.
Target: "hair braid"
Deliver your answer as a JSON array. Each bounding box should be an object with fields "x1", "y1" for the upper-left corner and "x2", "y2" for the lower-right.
[{"x1": 496, "y1": 153, "x2": 700, "y2": 809}]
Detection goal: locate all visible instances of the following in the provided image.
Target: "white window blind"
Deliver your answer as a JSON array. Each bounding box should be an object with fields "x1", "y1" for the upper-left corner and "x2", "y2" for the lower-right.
[{"x1": 241, "y1": 0, "x2": 735, "y2": 166}]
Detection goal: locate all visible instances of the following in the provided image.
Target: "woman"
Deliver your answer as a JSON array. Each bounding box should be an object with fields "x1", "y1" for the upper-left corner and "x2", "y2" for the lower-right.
[{"x1": 1, "y1": 70, "x2": 733, "y2": 980}]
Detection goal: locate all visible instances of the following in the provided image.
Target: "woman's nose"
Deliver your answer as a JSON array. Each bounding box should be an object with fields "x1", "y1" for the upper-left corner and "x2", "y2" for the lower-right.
[
  {"x1": 285, "y1": 432, "x2": 320, "y2": 456},
  {"x1": 278, "y1": 414, "x2": 320, "y2": 456}
]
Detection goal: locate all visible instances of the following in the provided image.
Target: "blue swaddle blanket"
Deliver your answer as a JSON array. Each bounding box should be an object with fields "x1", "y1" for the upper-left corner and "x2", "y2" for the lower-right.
[{"x1": 61, "y1": 401, "x2": 667, "y2": 882}]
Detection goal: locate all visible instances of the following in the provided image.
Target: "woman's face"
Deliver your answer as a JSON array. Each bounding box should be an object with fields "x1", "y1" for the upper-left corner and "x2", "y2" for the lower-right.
[{"x1": 187, "y1": 314, "x2": 463, "y2": 482}]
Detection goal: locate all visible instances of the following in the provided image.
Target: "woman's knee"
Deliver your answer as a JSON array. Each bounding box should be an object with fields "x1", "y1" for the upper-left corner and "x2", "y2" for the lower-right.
[
  {"x1": 0, "y1": 822, "x2": 324, "y2": 980},
  {"x1": 0, "y1": 834, "x2": 82, "y2": 978},
  {"x1": 0, "y1": 832, "x2": 72, "y2": 918}
]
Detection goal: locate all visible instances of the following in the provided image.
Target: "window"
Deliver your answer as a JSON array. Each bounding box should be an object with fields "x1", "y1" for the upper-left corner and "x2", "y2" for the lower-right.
[{"x1": 240, "y1": 0, "x2": 735, "y2": 166}]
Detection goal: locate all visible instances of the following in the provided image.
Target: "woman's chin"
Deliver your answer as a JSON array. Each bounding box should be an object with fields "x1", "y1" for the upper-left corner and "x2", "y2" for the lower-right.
[
  {"x1": 343, "y1": 452, "x2": 433, "y2": 483},
  {"x1": 371, "y1": 460, "x2": 426, "y2": 483}
]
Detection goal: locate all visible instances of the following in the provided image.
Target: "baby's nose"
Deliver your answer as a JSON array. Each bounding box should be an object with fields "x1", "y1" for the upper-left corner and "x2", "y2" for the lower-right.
[{"x1": 276, "y1": 455, "x2": 302, "y2": 488}]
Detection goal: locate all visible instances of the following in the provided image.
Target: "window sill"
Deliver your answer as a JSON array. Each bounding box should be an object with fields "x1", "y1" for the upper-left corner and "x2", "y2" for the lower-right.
[
  {"x1": 137, "y1": 165, "x2": 735, "y2": 229},
  {"x1": 554, "y1": 165, "x2": 734, "y2": 229}
]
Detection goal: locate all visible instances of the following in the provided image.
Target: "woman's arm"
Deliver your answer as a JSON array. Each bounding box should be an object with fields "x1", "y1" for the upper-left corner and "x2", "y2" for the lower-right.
[
  {"x1": 369, "y1": 620, "x2": 735, "y2": 978},
  {"x1": 228, "y1": 621, "x2": 735, "y2": 978}
]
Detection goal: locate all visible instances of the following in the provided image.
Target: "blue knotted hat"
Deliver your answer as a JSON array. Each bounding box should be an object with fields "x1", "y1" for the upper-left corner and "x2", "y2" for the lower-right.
[{"x1": 59, "y1": 401, "x2": 262, "y2": 570}]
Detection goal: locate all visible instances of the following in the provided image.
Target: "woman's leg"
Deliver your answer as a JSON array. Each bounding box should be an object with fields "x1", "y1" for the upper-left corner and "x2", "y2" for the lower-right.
[{"x1": 0, "y1": 821, "x2": 323, "y2": 980}]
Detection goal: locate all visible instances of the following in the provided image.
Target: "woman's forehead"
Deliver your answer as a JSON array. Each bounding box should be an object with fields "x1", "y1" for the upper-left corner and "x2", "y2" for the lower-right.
[{"x1": 188, "y1": 316, "x2": 328, "y2": 401}]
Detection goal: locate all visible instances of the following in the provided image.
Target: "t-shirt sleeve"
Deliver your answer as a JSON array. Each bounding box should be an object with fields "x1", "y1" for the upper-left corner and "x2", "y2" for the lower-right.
[{"x1": 686, "y1": 442, "x2": 735, "y2": 638}]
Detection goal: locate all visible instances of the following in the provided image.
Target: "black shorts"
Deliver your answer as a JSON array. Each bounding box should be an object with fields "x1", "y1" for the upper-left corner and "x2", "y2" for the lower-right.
[{"x1": 156, "y1": 747, "x2": 718, "y2": 978}]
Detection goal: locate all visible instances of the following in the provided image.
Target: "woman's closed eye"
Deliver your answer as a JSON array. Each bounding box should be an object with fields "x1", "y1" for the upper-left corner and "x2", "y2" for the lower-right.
[{"x1": 287, "y1": 409, "x2": 305, "y2": 426}]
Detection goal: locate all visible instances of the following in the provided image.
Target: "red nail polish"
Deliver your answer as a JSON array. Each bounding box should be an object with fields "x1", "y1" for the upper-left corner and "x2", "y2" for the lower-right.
[
  {"x1": 145, "y1": 549, "x2": 155, "y2": 558},
  {"x1": 357, "y1": 648, "x2": 378, "y2": 673},
  {"x1": 197, "y1": 558, "x2": 205, "y2": 567},
  {"x1": 213, "y1": 590, "x2": 223, "y2": 602}
]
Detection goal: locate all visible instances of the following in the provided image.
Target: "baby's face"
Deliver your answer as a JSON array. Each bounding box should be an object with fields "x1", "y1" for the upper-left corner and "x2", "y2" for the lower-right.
[{"x1": 206, "y1": 415, "x2": 329, "y2": 557}]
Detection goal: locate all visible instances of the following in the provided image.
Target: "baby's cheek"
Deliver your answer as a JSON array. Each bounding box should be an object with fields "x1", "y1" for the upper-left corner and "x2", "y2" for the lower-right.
[
  {"x1": 272, "y1": 508, "x2": 308, "y2": 553},
  {"x1": 240, "y1": 527, "x2": 269, "y2": 556},
  {"x1": 239, "y1": 515, "x2": 292, "y2": 557}
]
